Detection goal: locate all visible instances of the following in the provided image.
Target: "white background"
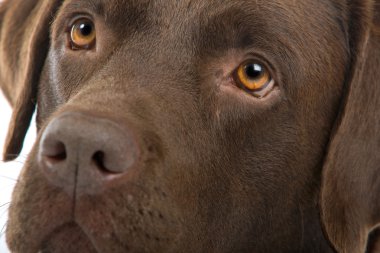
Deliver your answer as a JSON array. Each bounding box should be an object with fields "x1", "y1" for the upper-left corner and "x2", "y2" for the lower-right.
[{"x1": 0, "y1": 91, "x2": 36, "y2": 252}]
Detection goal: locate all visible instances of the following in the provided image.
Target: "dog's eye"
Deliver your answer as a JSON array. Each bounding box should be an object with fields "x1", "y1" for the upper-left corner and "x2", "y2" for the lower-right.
[
  {"x1": 234, "y1": 61, "x2": 275, "y2": 98},
  {"x1": 69, "y1": 18, "x2": 96, "y2": 50}
]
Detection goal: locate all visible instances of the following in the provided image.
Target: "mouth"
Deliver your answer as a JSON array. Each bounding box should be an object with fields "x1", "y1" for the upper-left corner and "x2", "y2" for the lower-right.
[
  {"x1": 38, "y1": 222, "x2": 98, "y2": 253},
  {"x1": 6, "y1": 147, "x2": 180, "y2": 253},
  {"x1": 7, "y1": 184, "x2": 178, "y2": 253}
]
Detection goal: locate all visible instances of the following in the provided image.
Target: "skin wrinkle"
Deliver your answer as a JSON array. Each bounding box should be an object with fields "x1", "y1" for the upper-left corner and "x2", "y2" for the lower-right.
[{"x1": 0, "y1": 0, "x2": 379, "y2": 252}]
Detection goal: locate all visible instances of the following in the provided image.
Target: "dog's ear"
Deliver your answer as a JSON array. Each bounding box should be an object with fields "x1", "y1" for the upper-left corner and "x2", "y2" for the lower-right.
[
  {"x1": 321, "y1": 1, "x2": 380, "y2": 252},
  {"x1": 0, "y1": 0, "x2": 63, "y2": 161}
]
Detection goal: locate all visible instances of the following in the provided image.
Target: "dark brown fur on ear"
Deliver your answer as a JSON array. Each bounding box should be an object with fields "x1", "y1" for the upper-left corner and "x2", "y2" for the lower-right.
[
  {"x1": 0, "y1": 0, "x2": 63, "y2": 161},
  {"x1": 321, "y1": 0, "x2": 380, "y2": 252}
]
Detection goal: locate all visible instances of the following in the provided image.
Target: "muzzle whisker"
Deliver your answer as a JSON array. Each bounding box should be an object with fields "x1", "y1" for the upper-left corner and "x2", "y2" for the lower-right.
[
  {"x1": 0, "y1": 160, "x2": 26, "y2": 165},
  {"x1": 0, "y1": 203, "x2": 10, "y2": 209},
  {"x1": 0, "y1": 176, "x2": 19, "y2": 183},
  {"x1": 0, "y1": 221, "x2": 8, "y2": 239},
  {"x1": 0, "y1": 208, "x2": 10, "y2": 225}
]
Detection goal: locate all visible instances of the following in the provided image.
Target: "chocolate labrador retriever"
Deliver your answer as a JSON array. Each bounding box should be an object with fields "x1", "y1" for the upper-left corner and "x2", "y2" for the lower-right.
[{"x1": 0, "y1": 0, "x2": 379, "y2": 252}]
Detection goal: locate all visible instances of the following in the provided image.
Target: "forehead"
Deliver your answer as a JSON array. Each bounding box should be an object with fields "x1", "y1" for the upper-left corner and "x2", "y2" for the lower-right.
[
  {"x1": 57, "y1": 0, "x2": 342, "y2": 55},
  {"x1": 60, "y1": 0, "x2": 339, "y2": 26},
  {"x1": 53, "y1": 0, "x2": 345, "y2": 92}
]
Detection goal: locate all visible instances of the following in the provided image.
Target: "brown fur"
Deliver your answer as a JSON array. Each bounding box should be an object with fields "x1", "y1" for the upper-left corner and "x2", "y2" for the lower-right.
[{"x1": 0, "y1": 0, "x2": 379, "y2": 252}]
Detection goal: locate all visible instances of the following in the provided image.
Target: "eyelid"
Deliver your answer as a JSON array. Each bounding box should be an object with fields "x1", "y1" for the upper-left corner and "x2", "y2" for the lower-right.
[{"x1": 65, "y1": 13, "x2": 95, "y2": 33}]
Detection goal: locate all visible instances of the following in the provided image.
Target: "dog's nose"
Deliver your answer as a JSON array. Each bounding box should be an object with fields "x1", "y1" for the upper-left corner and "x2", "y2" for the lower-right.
[{"x1": 38, "y1": 112, "x2": 139, "y2": 195}]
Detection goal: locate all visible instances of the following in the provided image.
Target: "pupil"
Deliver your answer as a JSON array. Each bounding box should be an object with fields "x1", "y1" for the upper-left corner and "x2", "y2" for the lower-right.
[
  {"x1": 245, "y1": 64, "x2": 263, "y2": 79},
  {"x1": 79, "y1": 23, "x2": 93, "y2": 36}
]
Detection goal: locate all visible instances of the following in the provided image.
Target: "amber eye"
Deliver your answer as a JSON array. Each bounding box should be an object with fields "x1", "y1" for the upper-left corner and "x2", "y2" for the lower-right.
[
  {"x1": 235, "y1": 61, "x2": 275, "y2": 97},
  {"x1": 70, "y1": 18, "x2": 96, "y2": 50}
]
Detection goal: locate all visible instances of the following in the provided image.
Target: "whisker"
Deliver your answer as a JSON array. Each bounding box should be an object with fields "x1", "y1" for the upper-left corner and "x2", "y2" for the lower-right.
[
  {"x1": 0, "y1": 208, "x2": 9, "y2": 221},
  {"x1": 0, "y1": 203, "x2": 10, "y2": 209},
  {"x1": 0, "y1": 176, "x2": 18, "y2": 182},
  {"x1": 0, "y1": 221, "x2": 8, "y2": 239},
  {"x1": 0, "y1": 160, "x2": 26, "y2": 165}
]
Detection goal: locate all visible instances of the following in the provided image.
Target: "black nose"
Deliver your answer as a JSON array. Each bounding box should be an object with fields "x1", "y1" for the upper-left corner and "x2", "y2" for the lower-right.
[{"x1": 38, "y1": 112, "x2": 139, "y2": 195}]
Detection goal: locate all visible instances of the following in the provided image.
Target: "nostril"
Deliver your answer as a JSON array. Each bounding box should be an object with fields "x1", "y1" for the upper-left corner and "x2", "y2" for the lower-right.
[
  {"x1": 45, "y1": 141, "x2": 67, "y2": 162},
  {"x1": 92, "y1": 151, "x2": 108, "y2": 173}
]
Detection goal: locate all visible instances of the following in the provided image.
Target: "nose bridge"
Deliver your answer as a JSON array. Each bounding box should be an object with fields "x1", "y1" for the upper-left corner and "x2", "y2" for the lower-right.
[{"x1": 111, "y1": 18, "x2": 197, "y2": 84}]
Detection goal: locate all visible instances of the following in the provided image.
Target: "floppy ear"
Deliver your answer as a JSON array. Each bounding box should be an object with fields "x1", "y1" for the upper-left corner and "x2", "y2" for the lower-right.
[
  {"x1": 0, "y1": 0, "x2": 63, "y2": 161},
  {"x1": 321, "y1": 0, "x2": 380, "y2": 252}
]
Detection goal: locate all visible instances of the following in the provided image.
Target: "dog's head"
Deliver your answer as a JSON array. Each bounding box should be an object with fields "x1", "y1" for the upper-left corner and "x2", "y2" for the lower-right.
[{"x1": 0, "y1": 0, "x2": 379, "y2": 252}]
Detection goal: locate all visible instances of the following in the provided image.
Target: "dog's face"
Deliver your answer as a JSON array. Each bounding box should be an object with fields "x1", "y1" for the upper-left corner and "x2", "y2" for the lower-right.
[{"x1": 1, "y1": 0, "x2": 379, "y2": 252}]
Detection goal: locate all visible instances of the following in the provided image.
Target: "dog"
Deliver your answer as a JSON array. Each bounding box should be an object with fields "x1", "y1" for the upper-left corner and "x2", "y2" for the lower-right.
[{"x1": 0, "y1": 0, "x2": 379, "y2": 252}]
